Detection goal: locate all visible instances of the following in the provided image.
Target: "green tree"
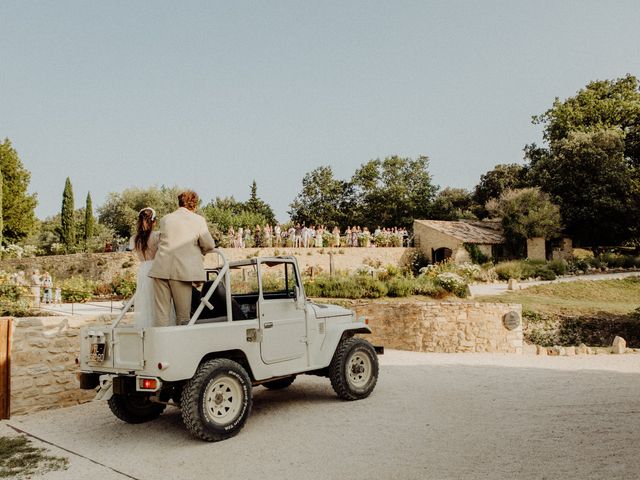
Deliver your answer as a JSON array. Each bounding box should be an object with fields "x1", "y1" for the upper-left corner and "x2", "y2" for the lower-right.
[
  {"x1": 528, "y1": 129, "x2": 638, "y2": 246},
  {"x1": 350, "y1": 155, "x2": 437, "y2": 228},
  {"x1": 202, "y1": 196, "x2": 268, "y2": 232},
  {"x1": 98, "y1": 185, "x2": 181, "y2": 238},
  {"x1": 533, "y1": 74, "x2": 640, "y2": 166},
  {"x1": 61, "y1": 177, "x2": 75, "y2": 250},
  {"x1": 84, "y1": 192, "x2": 95, "y2": 243},
  {"x1": 288, "y1": 166, "x2": 350, "y2": 227},
  {"x1": 0, "y1": 139, "x2": 38, "y2": 243},
  {"x1": 429, "y1": 187, "x2": 478, "y2": 220},
  {"x1": 486, "y1": 187, "x2": 562, "y2": 256},
  {"x1": 244, "y1": 180, "x2": 276, "y2": 225},
  {"x1": 526, "y1": 75, "x2": 640, "y2": 246},
  {"x1": 473, "y1": 163, "x2": 527, "y2": 214}
]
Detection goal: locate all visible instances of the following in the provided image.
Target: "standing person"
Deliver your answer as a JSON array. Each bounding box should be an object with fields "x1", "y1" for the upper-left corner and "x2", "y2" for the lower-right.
[
  {"x1": 54, "y1": 286, "x2": 62, "y2": 306},
  {"x1": 332, "y1": 226, "x2": 340, "y2": 247},
  {"x1": 315, "y1": 225, "x2": 324, "y2": 248},
  {"x1": 148, "y1": 191, "x2": 216, "y2": 326},
  {"x1": 274, "y1": 224, "x2": 282, "y2": 247},
  {"x1": 129, "y1": 208, "x2": 161, "y2": 327},
  {"x1": 30, "y1": 269, "x2": 42, "y2": 308},
  {"x1": 42, "y1": 272, "x2": 53, "y2": 304}
]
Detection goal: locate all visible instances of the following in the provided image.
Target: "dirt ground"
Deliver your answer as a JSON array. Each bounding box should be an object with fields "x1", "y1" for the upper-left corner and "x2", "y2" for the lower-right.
[{"x1": 2, "y1": 350, "x2": 640, "y2": 480}]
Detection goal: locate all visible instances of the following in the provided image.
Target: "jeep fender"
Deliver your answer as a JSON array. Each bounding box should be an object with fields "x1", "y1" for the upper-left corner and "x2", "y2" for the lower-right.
[{"x1": 322, "y1": 322, "x2": 371, "y2": 364}]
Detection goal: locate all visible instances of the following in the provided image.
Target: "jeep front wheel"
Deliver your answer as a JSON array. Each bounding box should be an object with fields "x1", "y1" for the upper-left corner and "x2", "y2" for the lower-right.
[
  {"x1": 181, "y1": 358, "x2": 252, "y2": 442},
  {"x1": 329, "y1": 337, "x2": 379, "y2": 401}
]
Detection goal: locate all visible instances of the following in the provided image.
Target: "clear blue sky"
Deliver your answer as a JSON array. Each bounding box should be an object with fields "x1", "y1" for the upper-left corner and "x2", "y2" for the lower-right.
[{"x1": 2, "y1": 1, "x2": 639, "y2": 222}]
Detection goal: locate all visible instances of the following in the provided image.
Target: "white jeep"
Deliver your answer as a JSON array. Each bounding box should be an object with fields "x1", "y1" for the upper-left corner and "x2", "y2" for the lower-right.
[{"x1": 78, "y1": 251, "x2": 381, "y2": 441}]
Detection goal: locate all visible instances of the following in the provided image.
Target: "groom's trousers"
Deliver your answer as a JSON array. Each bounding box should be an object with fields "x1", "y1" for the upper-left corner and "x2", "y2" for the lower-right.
[{"x1": 153, "y1": 279, "x2": 192, "y2": 326}]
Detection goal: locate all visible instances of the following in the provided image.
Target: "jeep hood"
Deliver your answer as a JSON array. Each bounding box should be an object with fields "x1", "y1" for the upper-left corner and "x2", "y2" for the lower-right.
[{"x1": 309, "y1": 303, "x2": 353, "y2": 319}]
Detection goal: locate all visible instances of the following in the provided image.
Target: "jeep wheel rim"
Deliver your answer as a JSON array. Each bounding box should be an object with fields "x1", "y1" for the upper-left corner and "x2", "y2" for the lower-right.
[
  {"x1": 347, "y1": 351, "x2": 372, "y2": 388},
  {"x1": 204, "y1": 375, "x2": 243, "y2": 425}
]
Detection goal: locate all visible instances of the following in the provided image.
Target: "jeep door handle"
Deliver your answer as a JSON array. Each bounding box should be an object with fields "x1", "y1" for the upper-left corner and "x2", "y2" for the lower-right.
[{"x1": 264, "y1": 322, "x2": 274, "y2": 329}]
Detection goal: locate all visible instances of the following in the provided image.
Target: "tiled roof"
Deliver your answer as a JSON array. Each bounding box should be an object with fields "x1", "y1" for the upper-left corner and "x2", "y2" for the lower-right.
[{"x1": 414, "y1": 219, "x2": 505, "y2": 244}]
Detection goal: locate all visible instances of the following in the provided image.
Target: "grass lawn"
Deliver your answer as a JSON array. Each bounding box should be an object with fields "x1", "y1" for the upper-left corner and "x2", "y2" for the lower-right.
[{"x1": 476, "y1": 277, "x2": 640, "y2": 316}]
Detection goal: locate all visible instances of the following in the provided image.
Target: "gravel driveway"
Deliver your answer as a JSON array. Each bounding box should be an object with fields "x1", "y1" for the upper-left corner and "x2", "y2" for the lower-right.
[{"x1": 3, "y1": 350, "x2": 640, "y2": 480}]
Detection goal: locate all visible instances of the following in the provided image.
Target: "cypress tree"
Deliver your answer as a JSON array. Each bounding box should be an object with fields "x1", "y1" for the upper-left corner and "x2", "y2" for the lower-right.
[
  {"x1": 84, "y1": 192, "x2": 94, "y2": 243},
  {"x1": 61, "y1": 177, "x2": 75, "y2": 251}
]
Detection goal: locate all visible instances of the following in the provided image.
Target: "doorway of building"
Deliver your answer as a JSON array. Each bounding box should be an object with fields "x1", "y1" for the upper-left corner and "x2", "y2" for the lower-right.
[{"x1": 432, "y1": 247, "x2": 453, "y2": 263}]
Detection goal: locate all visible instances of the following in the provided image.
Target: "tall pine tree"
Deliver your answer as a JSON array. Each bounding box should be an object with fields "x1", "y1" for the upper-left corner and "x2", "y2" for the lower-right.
[
  {"x1": 61, "y1": 177, "x2": 75, "y2": 251},
  {"x1": 84, "y1": 192, "x2": 94, "y2": 243}
]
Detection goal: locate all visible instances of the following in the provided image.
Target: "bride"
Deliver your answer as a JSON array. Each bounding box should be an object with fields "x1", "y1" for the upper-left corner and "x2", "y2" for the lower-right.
[{"x1": 129, "y1": 207, "x2": 162, "y2": 327}]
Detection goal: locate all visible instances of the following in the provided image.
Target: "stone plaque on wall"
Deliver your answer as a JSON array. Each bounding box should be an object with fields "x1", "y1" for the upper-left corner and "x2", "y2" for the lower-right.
[{"x1": 503, "y1": 311, "x2": 521, "y2": 331}]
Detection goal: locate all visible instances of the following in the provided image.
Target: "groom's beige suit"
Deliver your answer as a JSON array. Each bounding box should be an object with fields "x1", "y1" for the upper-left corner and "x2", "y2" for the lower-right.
[{"x1": 148, "y1": 207, "x2": 216, "y2": 326}]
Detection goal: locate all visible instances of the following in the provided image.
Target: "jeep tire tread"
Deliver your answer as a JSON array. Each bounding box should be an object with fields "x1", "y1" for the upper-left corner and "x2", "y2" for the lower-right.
[
  {"x1": 181, "y1": 358, "x2": 252, "y2": 442},
  {"x1": 108, "y1": 393, "x2": 166, "y2": 424},
  {"x1": 329, "y1": 337, "x2": 379, "y2": 401}
]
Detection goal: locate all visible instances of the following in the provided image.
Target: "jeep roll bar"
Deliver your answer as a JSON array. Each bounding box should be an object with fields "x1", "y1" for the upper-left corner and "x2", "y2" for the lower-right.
[{"x1": 110, "y1": 249, "x2": 230, "y2": 328}]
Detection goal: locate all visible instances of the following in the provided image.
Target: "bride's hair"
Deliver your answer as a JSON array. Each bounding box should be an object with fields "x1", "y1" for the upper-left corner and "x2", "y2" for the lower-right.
[{"x1": 135, "y1": 208, "x2": 156, "y2": 255}]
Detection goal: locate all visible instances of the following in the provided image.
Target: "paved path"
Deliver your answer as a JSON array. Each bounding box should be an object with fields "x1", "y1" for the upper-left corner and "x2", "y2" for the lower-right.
[
  {"x1": 3, "y1": 350, "x2": 640, "y2": 480},
  {"x1": 470, "y1": 271, "x2": 640, "y2": 297}
]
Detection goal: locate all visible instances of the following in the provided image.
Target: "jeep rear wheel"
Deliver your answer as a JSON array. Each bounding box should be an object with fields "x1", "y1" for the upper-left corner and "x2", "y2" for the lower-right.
[
  {"x1": 181, "y1": 359, "x2": 252, "y2": 442},
  {"x1": 329, "y1": 337, "x2": 379, "y2": 401},
  {"x1": 108, "y1": 393, "x2": 166, "y2": 424},
  {"x1": 263, "y1": 375, "x2": 296, "y2": 390}
]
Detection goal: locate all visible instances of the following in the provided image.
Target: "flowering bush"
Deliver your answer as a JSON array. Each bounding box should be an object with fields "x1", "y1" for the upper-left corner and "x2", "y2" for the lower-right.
[
  {"x1": 434, "y1": 272, "x2": 468, "y2": 298},
  {"x1": 1, "y1": 244, "x2": 24, "y2": 259}
]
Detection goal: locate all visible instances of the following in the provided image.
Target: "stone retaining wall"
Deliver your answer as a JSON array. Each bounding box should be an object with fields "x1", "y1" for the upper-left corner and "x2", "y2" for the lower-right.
[
  {"x1": 10, "y1": 314, "x2": 122, "y2": 416},
  {"x1": 8, "y1": 301, "x2": 521, "y2": 415},
  {"x1": 350, "y1": 301, "x2": 523, "y2": 353}
]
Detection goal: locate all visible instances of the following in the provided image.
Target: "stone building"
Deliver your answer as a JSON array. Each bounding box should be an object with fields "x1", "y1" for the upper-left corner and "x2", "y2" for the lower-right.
[{"x1": 413, "y1": 219, "x2": 505, "y2": 264}]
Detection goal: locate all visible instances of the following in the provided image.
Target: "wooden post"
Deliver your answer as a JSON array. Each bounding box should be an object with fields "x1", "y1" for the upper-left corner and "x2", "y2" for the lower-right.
[
  {"x1": 0, "y1": 318, "x2": 12, "y2": 420},
  {"x1": 329, "y1": 252, "x2": 334, "y2": 277}
]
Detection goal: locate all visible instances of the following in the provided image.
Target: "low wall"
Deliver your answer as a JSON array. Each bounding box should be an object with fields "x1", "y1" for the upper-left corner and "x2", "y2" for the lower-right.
[
  {"x1": 8, "y1": 301, "x2": 521, "y2": 416},
  {"x1": 10, "y1": 314, "x2": 122, "y2": 416},
  {"x1": 0, "y1": 248, "x2": 415, "y2": 283},
  {"x1": 350, "y1": 301, "x2": 523, "y2": 354}
]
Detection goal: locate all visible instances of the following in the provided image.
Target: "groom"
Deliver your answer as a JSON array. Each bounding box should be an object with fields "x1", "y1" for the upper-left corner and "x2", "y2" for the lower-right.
[{"x1": 148, "y1": 190, "x2": 216, "y2": 326}]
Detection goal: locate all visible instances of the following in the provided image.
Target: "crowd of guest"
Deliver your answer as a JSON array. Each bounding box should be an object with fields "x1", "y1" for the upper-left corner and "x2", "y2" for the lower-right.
[{"x1": 223, "y1": 224, "x2": 410, "y2": 248}]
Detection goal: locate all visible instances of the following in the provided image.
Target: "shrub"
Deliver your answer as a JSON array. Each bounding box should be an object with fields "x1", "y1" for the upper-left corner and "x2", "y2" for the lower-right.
[
  {"x1": 413, "y1": 276, "x2": 447, "y2": 297},
  {"x1": 111, "y1": 271, "x2": 137, "y2": 298},
  {"x1": 533, "y1": 266, "x2": 556, "y2": 281},
  {"x1": 494, "y1": 261, "x2": 524, "y2": 280},
  {"x1": 61, "y1": 276, "x2": 95, "y2": 302},
  {"x1": 93, "y1": 282, "x2": 113, "y2": 297},
  {"x1": 547, "y1": 259, "x2": 567, "y2": 275},
  {"x1": 304, "y1": 274, "x2": 388, "y2": 299},
  {"x1": 434, "y1": 272, "x2": 468, "y2": 298},
  {"x1": 387, "y1": 277, "x2": 415, "y2": 297},
  {"x1": 457, "y1": 263, "x2": 484, "y2": 282}
]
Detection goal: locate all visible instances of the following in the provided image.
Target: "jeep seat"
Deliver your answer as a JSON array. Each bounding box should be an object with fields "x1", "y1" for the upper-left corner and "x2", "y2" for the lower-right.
[{"x1": 191, "y1": 280, "x2": 247, "y2": 323}]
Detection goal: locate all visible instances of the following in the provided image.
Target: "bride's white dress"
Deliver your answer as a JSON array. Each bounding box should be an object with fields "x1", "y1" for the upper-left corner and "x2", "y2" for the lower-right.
[
  {"x1": 130, "y1": 231, "x2": 176, "y2": 327},
  {"x1": 134, "y1": 260, "x2": 155, "y2": 327}
]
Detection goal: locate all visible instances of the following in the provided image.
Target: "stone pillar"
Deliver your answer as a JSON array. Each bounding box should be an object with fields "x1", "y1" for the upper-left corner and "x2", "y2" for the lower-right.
[
  {"x1": 561, "y1": 237, "x2": 573, "y2": 258},
  {"x1": 526, "y1": 237, "x2": 546, "y2": 261}
]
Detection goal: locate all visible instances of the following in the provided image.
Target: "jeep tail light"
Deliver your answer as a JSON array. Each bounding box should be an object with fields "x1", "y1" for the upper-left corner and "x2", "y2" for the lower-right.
[{"x1": 140, "y1": 378, "x2": 158, "y2": 390}]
